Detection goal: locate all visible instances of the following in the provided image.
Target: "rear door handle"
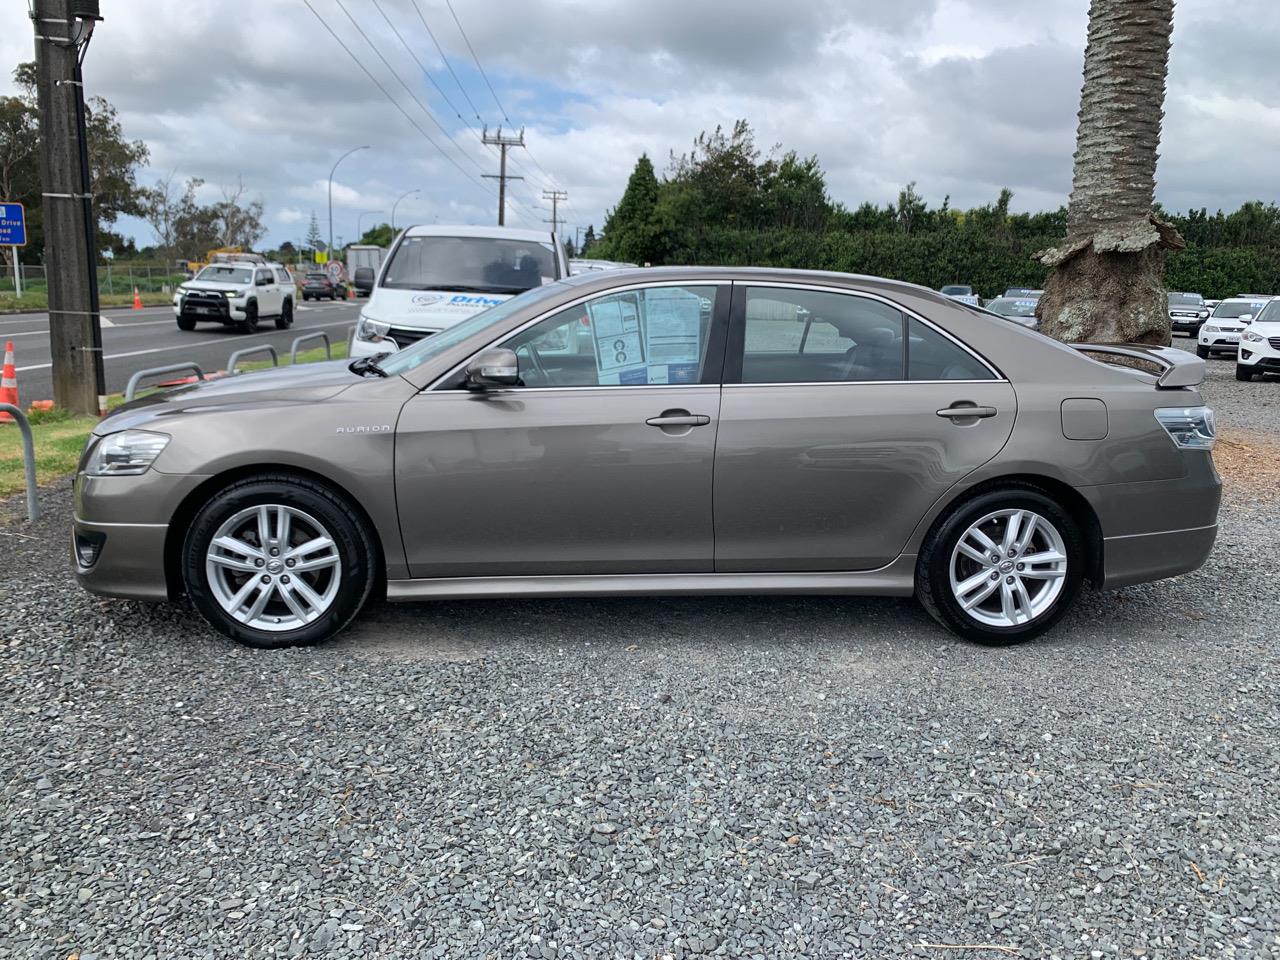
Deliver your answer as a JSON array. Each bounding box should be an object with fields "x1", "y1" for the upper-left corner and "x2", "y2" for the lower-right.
[
  {"x1": 646, "y1": 412, "x2": 711, "y2": 427},
  {"x1": 936, "y1": 405, "x2": 998, "y2": 419}
]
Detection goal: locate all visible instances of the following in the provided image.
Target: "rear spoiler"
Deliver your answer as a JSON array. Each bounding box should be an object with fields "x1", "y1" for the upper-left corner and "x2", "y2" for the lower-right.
[{"x1": 1069, "y1": 342, "x2": 1205, "y2": 389}]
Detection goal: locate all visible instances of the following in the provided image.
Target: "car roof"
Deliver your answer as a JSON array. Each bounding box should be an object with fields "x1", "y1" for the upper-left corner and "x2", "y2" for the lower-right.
[
  {"x1": 557, "y1": 265, "x2": 961, "y2": 305},
  {"x1": 401, "y1": 224, "x2": 554, "y2": 243}
]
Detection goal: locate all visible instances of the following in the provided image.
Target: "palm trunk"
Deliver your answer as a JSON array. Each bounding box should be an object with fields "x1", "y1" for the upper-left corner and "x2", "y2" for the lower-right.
[{"x1": 1036, "y1": 0, "x2": 1184, "y2": 345}]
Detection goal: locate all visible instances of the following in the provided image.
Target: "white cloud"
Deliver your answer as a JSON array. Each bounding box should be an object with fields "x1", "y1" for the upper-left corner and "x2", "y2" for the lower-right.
[{"x1": 1, "y1": 0, "x2": 1272, "y2": 249}]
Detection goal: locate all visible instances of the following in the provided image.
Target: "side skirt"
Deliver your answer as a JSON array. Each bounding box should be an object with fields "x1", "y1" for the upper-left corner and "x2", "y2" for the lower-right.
[{"x1": 386, "y1": 556, "x2": 917, "y2": 602}]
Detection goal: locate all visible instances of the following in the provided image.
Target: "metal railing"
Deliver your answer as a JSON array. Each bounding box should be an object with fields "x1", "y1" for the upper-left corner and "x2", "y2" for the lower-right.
[
  {"x1": 346, "y1": 324, "x2": 357, "y2": 353},
  {"x1": 0, "y1": 404, "x2": 39, "y2": 521},
  {"x1": 227, "y1": 344, "x2": 279, "y2": 375},
  {"x1": 290, "y1": 332, "x2": 332, "y2": 363},
  {"x1": 124, "y1": 363, "x2": 206, "y2": 402}
]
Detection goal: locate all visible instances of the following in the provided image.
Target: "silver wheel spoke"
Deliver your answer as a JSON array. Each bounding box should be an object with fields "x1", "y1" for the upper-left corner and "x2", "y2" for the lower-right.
[
  {"x1": 205, "y1": 504, "x2": 342, "y2": 633},
  {"x1": 1021, "y1": 550, "x2": 1066, "y2": 566},
  {"x1": 960, "y1": 578, "x2": 1000, "y2": 611},
  {"x1": 949, "y1": 507, "x2": 1068, "y2": 630}
]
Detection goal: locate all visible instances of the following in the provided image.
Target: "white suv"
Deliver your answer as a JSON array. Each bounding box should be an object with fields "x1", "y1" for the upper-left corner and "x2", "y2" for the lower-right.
[
  {"x1": 1196, "y1": 298, "x2": 1269, "y2": 359},
  {"x1": 1237, "y1": 297, "x2": 1280, "y2": 381},
  {"x1": 174, "y1": 257, "x2": 295, "y2": 334},
  {"x1": 350, "y1": 225, "x2": 567, "y2": 358}
]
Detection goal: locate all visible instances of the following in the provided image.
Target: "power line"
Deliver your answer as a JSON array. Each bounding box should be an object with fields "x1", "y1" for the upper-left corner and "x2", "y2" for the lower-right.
[
  {"x1": 332, "y1": 0, "x2": 487, "y2": 178},
  {"x1": 301, "y1": 0, "x2": 497, "y2": 208},
  {"x1": 409, "y1": 0, "x2": 486, "y2": 124},
  {"x1": 444, "y1": 0, "x2": 511, "y2": 124}
]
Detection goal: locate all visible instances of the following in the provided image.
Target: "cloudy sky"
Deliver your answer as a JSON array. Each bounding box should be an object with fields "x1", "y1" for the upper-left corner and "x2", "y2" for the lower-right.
[{"x1": 2, "y1": 0, "x2": 1275, "y2": 250}]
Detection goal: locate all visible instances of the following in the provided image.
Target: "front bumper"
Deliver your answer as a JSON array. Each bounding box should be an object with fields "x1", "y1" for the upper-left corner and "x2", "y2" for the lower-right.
[
  {"x1": 1237, "y1": 338, "x2": 1280, "y2": 369},
  {"x1": 349, "y1": 326, "x2": 439, "y2": 358},
  {"x1": 174, "y1": 294, "x2": 248, "y2": 322},
  {"x1": 1170, "y1": 313, "x2": 1205, "y2": 331},
  {"x1": 72, "y1": 470, "x2": 210, "y2": 601},
  {"x1": 1197, "y1": 330, "x2": 1241, "y2": 351}
]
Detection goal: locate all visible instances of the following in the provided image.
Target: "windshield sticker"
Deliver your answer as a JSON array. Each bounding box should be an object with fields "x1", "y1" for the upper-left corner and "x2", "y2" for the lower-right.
[
  {"x1": 588, "y1": 294, "x2": 647, "y2": 383},
  {"x1": 643, "y1": 289, "x2": 703, "y2": 383}
]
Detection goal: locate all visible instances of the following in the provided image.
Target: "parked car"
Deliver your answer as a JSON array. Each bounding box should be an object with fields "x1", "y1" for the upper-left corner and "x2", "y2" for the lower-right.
[
  {"x1": 74, "y1": 268, "x2": 1219, "y2": 650},
  {"x1": 1237, "y1": 297, "x2": 1280, "y2": 380},
  {"x1": 1168, "y1": 291, "x2": 1210, "y2": 336},
  {"x1": 352, "y1": 266, "x2": 376, "y2": 297},
  {"x1": 301, "y1": 272, "x2": 346, "y2": 301},
  {"x1": 939, "y1": 284, "x2": 980, "y2": 307},
  {"x1": 172, "y1": 257, "x2": 295, "y2": 333},
  {"x1": 984, "y1": 297, "x2": 1040, "y2": 330},
  {"x1": 1196, "y1": 298, "x2": 1269, "y2": 359},
  {"x1": 350, "y1": 225, "x2": 569, "y2": 358}
]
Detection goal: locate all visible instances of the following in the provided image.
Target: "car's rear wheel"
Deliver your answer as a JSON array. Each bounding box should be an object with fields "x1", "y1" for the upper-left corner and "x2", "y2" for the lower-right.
[
  {"x1": 176, "y1": 315, "x2": 197, "y2": 331},
  {"x1": 1195, "y1": 344, "x2": 1210, "y2": 359},
  {"x1": 917, "y1": 486, "x2": 1084, "y2": 646},
  {"x1": 275, "y1": 298, "x2": 293, "y2": 330},
  {"x1": 182, "y1": 477, "x2": 377, "y2": 648}
]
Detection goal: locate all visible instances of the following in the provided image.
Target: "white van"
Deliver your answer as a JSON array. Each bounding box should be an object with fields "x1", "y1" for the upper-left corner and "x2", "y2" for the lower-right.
[{"x1": 349, "y1": 225, "x2": 567, "y2": 357}]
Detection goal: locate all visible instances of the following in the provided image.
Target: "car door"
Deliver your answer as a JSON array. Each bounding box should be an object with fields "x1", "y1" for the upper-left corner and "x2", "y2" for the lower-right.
[
  {"x1": 394, "y1": 282, "x2": 730, "y2": 578},
  {"x1": 254, "y1": 269, "x2": 280, "y2": 314},
  {"x1": 714, "y1": 283, "x2": 1016, "y2": 572}
]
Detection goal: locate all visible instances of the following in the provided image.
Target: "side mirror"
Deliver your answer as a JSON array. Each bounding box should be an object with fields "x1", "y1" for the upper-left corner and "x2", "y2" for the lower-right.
[
  {"x1": 465, "y1": 348, "x2": 519, "y2": 388},
  {"x1": 1239, "y1": 314, "x2": 1253, "y2": 323}
]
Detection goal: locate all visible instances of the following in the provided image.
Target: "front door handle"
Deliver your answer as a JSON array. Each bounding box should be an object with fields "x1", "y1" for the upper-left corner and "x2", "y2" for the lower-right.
[
  {"x1": 936, "y1": 404, "x2": 998, "y2": 420},
  {"x1": 646, "y1": 411, "x2": 711, "y2": 427}
]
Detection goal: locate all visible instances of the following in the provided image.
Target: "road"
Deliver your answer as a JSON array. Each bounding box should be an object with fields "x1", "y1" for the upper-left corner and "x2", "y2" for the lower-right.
[{"x1": 0, "y1": 299, "x2": 365, "y2": 403}]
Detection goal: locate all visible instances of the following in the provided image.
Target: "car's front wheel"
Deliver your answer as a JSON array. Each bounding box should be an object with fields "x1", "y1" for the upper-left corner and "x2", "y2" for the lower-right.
[
  {"x1": 238, "y1": 301, "x2": 259, "y2": 334},
  {"x1": 176, "y1": 314, "x2": 197, "y2": 331},
  {"x1": 182, "y1": 476, "x2": 377, "y2": 648},
  {"x1": 1195, "y1": 344, "x2": 1210, "y2": 359},
  {"x1": 917, "y1": 486, "x2": 1084, "y2": 646},
  {"x1": 1236, "y1": 364, "x2": 1256, "y2": 381}
]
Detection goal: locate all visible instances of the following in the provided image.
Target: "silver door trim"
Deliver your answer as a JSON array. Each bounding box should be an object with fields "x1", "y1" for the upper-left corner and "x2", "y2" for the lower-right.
[
  {"x1": 720, "y1": 379, "x2": 1006, "y2": 388},
  {"x1": 385, "y1": 555, "x2": 918, "y2": 601}
]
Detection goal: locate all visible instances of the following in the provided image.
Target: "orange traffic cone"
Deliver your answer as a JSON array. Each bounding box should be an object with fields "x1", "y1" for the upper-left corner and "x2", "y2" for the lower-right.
[
  {"x1": 132, "y1": 286, "x2": 143, "y2": 310},
  {"x1": 346, "y1": 283, "x2": 355, "y2": 300},
  {"x1": 0, "y1": 341, "x2": 18, "y2": 423}
]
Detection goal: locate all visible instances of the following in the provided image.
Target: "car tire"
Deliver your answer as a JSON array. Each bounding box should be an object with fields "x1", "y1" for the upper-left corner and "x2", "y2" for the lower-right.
[
  {"x1": 238, "y1": 301, "x2": 258, "y2": 334},
  {"x1": 1236, "y1": 364, "x2": 1255, "y2": 382},
  {"x1": 1195, "y1": 344, "x2": 1210, "y2": 359},
  {"x1": 176, "y1": 315, "x2": 197, "y2": 331},
  {"x1": 916, "y1": 485, "x2": 1085, "y2": 646},
  {"x1": 182, "y1": 475, "x2": 377, "y2": 649},
  {"x1": 275, "y1": 298, "x2": 293, "y2": 330}
]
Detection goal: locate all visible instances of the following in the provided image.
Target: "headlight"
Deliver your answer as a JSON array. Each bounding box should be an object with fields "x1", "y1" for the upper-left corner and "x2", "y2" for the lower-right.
[
  {"x1": 226, "y1": 289, "x2": 247, "y2": 299},
  {"x1": 1154, "y1": 406, "x2": 1215, "y2": 451},
  {"x1": 356, "y1": 316, "x2": 392, "y2": 341},
  {"x1": 84, "y1": 430, "x2": 171, "y2": 476},
  {"x1": 1243, "y1": 330, "x2": 1265, "y2": 343},
  {"x1": 1202, "y1": 325, "x2": 1219, "y2": 334},
  {"x1": 1198, "y1": 309, "x2": 1209, "y2": 318}
]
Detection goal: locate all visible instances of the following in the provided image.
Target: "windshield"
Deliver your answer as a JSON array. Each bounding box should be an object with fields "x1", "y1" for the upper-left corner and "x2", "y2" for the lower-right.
[
  {"x1": 382, "y1": 235, "x2": 557, "y2": 293},
  {"x1": 986, "y1": 298, "x2": 1038, "y2": 317},
  {"x1": 195, "y1": 266, "x2": 251, "y2": 284},
  {"x1": 940, "y1": 285, "x2": 972, "y2": 296},
  {"x1": 1168, "y1": 292, "x2": 1204, "y2": 306},
  {"x1": 375, "y1": 282, "x2": 569, "y2": 377},
  {"x1": 1254, "y1": 300, "x2": 1280, "y2": 324},
  {"x1": 1212, "y1": 300, "x2": 1266, "y2": 319}
]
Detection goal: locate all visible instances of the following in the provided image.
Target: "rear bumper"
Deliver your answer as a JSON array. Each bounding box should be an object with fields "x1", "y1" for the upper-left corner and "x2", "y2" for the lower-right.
[{"x1": 1100, "y1": 524, "x2": 1218, "y2": 589}]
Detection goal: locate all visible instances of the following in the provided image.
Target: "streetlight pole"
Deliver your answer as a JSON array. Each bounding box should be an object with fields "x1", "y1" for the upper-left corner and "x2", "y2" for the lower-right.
[
  {"x1": 328, "y1": 145, "x2": 369, "y2": 261},
  {"x1": 391, "y1": 188, "x2": 420, "y2": 233},
  {"x1": 356, "y1": 210, "x2": 383, "y2": 243}
]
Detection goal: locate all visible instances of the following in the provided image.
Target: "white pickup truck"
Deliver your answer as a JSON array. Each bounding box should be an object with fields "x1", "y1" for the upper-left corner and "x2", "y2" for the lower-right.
[{"x1": 173, "y1": 256, "x2": 295, "y2": 333}]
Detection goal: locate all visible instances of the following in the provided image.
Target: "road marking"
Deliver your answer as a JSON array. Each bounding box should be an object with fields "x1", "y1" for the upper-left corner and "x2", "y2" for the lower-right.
[{"x1": 15, "y1": 318, "x2": 357, "y2": 372}]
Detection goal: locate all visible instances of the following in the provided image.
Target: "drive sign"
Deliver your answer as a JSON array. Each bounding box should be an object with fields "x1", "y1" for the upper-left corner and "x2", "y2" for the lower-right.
[{"x1": 0, "y1": 202, "x2": 26, "y2": 246}]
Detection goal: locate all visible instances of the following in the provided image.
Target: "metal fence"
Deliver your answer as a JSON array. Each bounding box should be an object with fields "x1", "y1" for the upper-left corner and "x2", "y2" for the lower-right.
[{"x1": 0, "y1": 263, "x2": 189, "y2": 298}]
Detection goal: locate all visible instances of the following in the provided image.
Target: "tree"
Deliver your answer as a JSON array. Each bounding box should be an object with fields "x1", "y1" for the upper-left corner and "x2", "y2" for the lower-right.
[
  {"x1": 305, "y1": 211, "x2": 323, "y2": 254},
  {"x1": 357, "y1": 222, "x2": 394, "y2": 248},
  {"x1": 582, "y1": 224, "x2": 597, "y2": 252},
  {"x1": 212, "y1": 176, "x2": 265, "y2": 250},
  {"x1": 1035, "y1": 0, "x2": 1183, "y2": 344},
  {"x1": 599, "y1": 155, "x2": 663, "y2": 264}
]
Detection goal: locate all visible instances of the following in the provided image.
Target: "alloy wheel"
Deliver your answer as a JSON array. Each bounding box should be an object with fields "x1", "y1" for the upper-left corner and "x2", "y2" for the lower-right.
[
  {"x1": 205, "y1": 504, "x2": 342, "y2": 632},
  {"x1": 948, "y1": 508, "x2": 1068, "y2": 628}
]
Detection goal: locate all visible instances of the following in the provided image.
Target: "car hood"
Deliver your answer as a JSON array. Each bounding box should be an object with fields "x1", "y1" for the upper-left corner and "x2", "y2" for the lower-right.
[
  {"x1": 95, "y1": 360, "x2": 368, "y2": 435},
  {"x1": 363, "y1": 287, "x2": 519, "y2": 331},
  {"x1": 1168, "y1": 303, "x2": 1205, "y2": 313},
  {"x1": 178, "y1": 280, "x2": 248, "y2": 294}
]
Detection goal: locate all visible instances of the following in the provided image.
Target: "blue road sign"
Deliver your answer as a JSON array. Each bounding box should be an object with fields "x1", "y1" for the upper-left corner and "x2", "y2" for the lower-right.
[{"x1": 0, "y1": 202, "x2": 27, "y2": 246}]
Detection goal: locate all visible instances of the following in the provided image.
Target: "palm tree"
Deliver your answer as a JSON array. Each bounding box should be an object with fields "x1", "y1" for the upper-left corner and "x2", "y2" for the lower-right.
[{"x1": 1036, "y1": 0, "x2": 1184, "y2": 344}]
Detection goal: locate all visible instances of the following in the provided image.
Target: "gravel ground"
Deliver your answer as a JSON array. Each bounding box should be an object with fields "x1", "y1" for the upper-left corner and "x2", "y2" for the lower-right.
[{"x1": 2, "y1": 365, "x2": 1278, "y2": 960}]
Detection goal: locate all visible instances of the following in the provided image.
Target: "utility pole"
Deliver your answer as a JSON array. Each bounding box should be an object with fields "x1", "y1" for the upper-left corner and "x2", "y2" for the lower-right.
[
  {"x1": 542, "y1": 189, "x2": 567, "y2": 238},
  {"x1": 32, "y1": 0, "x2": 106, "y2": 415},
  {"x1": 481, "y1": 127, "x2": 524, "y2": 226}
]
